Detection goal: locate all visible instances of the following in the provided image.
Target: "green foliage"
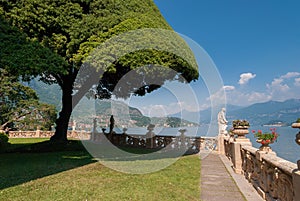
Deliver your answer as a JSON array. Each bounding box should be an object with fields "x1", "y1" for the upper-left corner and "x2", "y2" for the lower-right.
[
  {"x1": 0, "y1": 69, "x2": 57, "y2": 131},
  {"x1": 0, "y1": 0, "x2": 199, "y2": 140},
  {"x1": 0, "y1": 132, "x2": 8, "y2": 143},
  {"x1": 232, "y1": 119, "x2": 250, "y2": 127},
  {"x1": 297, "y1": 118, "x2": 300, "y2": 123},
  {"x1": 1, "y1": 0, "x2": 198, "y2": 90},
  {"x1": 0, "y1": 15, "x2": 67, "y2": 82},
  {"x1": 252, "y1": 128, "x2": 279, "y2": 144},
  {"x1": 166, "y1": 117, "x2": 182, "y2": 128},
  {"x1": 131, "y1": 115, "x2": 151, "y2": 127},
  {"x1": 0, "y1": 132, "x2": 9, "y2": 152}
]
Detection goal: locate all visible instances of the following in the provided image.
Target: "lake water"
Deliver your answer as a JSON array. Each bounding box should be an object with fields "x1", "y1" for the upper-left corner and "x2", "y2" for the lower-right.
[{"x1": 110, "y1": 125, "x2": 300, "y2": 164}]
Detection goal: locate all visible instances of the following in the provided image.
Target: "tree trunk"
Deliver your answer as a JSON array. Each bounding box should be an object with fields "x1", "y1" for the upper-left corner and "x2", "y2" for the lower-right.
[
  {"x1": 50, "y1": 67, "x2": 96, "y2": 142},
  {"x1": 50, "y1": 76, "x2": 74, "y2": 142}
]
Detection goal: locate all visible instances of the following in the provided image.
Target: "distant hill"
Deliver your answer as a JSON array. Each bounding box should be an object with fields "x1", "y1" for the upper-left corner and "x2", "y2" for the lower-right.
[
  {"x1": 227, "y1": 99, "x2": 300, "y2": 126},
  {"x1": 26, "y1": 79, "x2": 62, "y2": 110},
  {"x1": 171, "y1": 104, "x2": 243, "y2": 124},
  {"x1": 27, "y1": 79, "x2": 300, "y2": 127},
  {"x1": 73, "y1": 98, "x2": 199, "y2": 128},
  {"x1": 171, "y1": 99, "x2": 300, "y2": 126},
  {"x1": 27, "y1": 79, "x2": 198, "y2": 128}
]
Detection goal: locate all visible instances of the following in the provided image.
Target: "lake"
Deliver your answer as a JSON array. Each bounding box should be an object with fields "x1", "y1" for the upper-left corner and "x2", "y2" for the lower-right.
[{"x1": 110, "y1": 125, "x2": 300, "y2": 163}]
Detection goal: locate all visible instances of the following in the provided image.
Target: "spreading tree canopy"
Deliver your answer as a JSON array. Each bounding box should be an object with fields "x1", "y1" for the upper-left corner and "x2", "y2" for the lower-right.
[{"x1": 0, "y1": 0, "x2": 199, "y2": 142}]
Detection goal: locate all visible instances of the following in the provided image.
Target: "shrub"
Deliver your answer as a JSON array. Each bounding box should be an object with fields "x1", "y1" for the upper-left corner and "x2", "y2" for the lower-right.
[
  {"x1": 232, "y1": 119, "x2": 250, "y2": 127},
  {"x1": 0, "y1": 132, "x2": 9, "y2": 152}
]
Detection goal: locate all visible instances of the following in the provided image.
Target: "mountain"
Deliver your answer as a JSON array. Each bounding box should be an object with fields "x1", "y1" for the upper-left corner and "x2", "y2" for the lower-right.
[
  {"x1": 227, "y1": 99, "x2": 300, "y2": 126},
  {"x1": 72, "y1": 98, "x2": 198, "y2": 128},
  {"x1": 171, "y1": 104, "x2": 243, "y2": 124},
  {"x1": 25, "y1": 78, "x2": 62, "y2": 110},
  {"x1": 26, "y1": 80, "x2": 198, "y2": 128},
  {"x1": 27, "y1": 79, "x2": 300, "y2": 127},
  {"x1": 171, "y1": 99, "x2": 300, "y2": 126}
]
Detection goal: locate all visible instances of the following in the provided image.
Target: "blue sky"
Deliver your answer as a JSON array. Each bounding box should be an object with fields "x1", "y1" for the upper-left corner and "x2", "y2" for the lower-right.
[{"x1": 124, "y1": 1, "x2": 300, "y2": 116}]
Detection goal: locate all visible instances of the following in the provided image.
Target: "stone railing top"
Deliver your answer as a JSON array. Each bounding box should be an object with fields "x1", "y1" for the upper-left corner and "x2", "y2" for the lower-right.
[
  {"x1": 261, "y1": 152, "x2": 297, "y2": 175},
  {"x1": 200, "y1": 136, "x2": 217, "y2": 139},
  {"x1": 241, "y1": 144, "x2": 258, "y2": 155},
  {"x1": 241, "y1": 144, "x2": 297, "y2": 176},
  {"x1": 108, "y1": 133, "x2": 200, "y2": 138}
]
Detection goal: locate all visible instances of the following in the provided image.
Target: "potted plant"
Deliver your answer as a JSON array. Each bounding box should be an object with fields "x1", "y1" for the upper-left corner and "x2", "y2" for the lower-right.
[
  {"x1": 231, "y1": 120, "x2": 250, "y2": 138},
  {"x1": 292, "y1": 118, "x2": 300, "y2": 128},
  {"x1": 232, "y1": 119, "x2": 250, "y2": 128},
  {"x1": 291, "y1": 118, "x2": 300, "y2": 146},
  {"x1": 252, "y1": 128, "x2": 279, "y2": 151}
]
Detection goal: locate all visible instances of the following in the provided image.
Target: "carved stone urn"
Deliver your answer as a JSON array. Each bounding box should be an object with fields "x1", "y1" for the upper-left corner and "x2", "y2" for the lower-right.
[
  {"x1": 232, "y1": 120, "x2": 250, "y2": 139},
  {"x1": 292, "y1": 122, "x2": 300, "y2": 145},
  {"x1": 232, "y1": 126, "x2": 249, "y2": 138},
  {"x1": 256, "y1": 139, "x2": 273, "y2": 152}
]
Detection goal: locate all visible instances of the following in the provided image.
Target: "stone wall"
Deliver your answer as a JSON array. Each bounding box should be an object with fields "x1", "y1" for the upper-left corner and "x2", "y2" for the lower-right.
[
  {"x1": 8, "y1": 130, "x2": 91, "y2": 139},
  {"x1": 223, "y1": 135, "x2": 299, "y2": 201}
]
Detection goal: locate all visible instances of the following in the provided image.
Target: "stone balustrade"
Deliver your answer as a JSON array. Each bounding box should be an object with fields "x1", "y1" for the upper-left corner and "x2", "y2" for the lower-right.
[
  {"x1": 8, "y1": 129, "x2": 203, "y2": 152},
  {"x1": 223, "y1": 134, "x2": 300, "y2": 201},
  {"x1": 8, "y1": 130, "x2": 90, "y2": 139},
  {"x1": 200, "y1": 136, "x2": 217, "y2": 151},
  {"x1": 92, "y1": 132, "x2": 201, "y2": 153},
  {"x1": 241, "y1": 145, "x2": 296, "y2": 201}
]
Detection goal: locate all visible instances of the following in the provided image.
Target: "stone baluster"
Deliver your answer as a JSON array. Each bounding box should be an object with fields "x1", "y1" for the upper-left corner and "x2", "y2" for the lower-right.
[
  {"x1": 146, "y1": 124, "x2": 155, "y2": 148},
  {"x1": 231, "y1": 120, "x2": 252, "y2": 174},
  {"x1": 35, "y1": 127, "x2": 41, "y2": 137},
  {"x1": 178, "y1": 129, "x2": 186, "y2": 149}
]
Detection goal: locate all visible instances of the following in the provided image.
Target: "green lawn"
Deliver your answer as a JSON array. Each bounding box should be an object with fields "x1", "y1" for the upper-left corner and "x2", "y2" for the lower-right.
[
  {"x1": 0, "y1": 138, "x2": 200, "y2": 201},
  {"x1": 6, "y1": 138, "x2": 49, "y2": 151},
  {"x1": 9, "y1": 138, "x2": 50, "y2": 144}
]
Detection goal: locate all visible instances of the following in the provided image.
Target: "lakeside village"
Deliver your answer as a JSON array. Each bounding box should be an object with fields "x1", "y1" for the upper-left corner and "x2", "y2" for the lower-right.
[{"x1": 68, "y1": 114, "x2": 199, "y2": 132}]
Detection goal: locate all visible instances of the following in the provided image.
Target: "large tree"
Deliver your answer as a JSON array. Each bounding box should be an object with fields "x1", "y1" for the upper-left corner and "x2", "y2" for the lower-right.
[{"x1": 0, "y1": 0, "x2": 199, "y2": 142}]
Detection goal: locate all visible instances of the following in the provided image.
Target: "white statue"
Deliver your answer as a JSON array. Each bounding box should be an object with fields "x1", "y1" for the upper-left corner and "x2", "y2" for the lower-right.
[
  {"x1": 72, "y1": 120, "x2": 77, "y2": 131},
  {"x1": 218, "y1": 108, "x2": 228, "y2": 135}
]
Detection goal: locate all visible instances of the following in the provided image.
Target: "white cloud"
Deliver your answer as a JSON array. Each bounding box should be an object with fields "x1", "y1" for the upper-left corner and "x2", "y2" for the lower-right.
[
  {"x1": 246, "y1": 92, "x2": 272, "y2": 102},
  {"x1": 267, "y1": 78, "x2": 289, "y2": 92},
  {"x1": 223, "y1": 85, "x2": 235, "y2": 91},
  {"x1": 266, "y1": 71, "x2": 300, "y2": 101},
  {"x1": 281, "y1": 72, "x2": 300, "y2": 79},
  {"x1": 206, "y1": 88, "x2": 226, "y2": 104},
  {"x1": 201, "y1": 71, "x2": 300, "y2": 107},
  {"x1": 295, "y1": 78, "x2": 300, "y2": 87},
  {"x1": 140, "y1": 101, "x2": 200, "y2": 117},
  {"x1": 140, "y1": 104, "x2": 169, "y2": 117},
  {"x1": 224, "y1": 90, "x2": 271, "y2": 106},
  {"x1": 238, "y1": 73, "x2": 256, "y2": 85},
  {"x1": 267, "y1": 72, "x2": 300, "y2": 92}
]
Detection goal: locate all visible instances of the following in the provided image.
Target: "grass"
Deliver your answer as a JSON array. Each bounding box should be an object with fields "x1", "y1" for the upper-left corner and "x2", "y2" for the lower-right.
[
  {"x1": 9, "y1": 138, "x2": 50, "y2": 144},
  {"x1": 0, "y1": 138, "x2": 200, "y2": 201},
  {"x1": 7, "y1": 138, "x2": 49, "y2": 150}
]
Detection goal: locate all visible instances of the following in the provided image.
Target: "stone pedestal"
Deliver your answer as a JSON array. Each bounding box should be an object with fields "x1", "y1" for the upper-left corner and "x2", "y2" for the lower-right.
[
  {"x1": 36, "y1": 128, "x2": 41, "y2": 137},
  {"x1": 146, "y1": 124, "x2": 156, "y2": 148},
  {"x1": 218, "y1": 134, "x2": 225, "y2": 155},
  {"x1": 232, "y1": 138, "x2": 252, "y2": 174},
  {"x1": 146, "y1": 131, "x2": 155, "y2": 148}
]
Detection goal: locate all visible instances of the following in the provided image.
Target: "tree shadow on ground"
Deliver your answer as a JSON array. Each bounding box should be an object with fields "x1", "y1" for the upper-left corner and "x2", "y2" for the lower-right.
[
  {"x1": 0, "y1": 140, "x2": 95, "y2": 190},
  {"x1": 0, "y1": 140, "x2": 199, "y2": 190}
]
